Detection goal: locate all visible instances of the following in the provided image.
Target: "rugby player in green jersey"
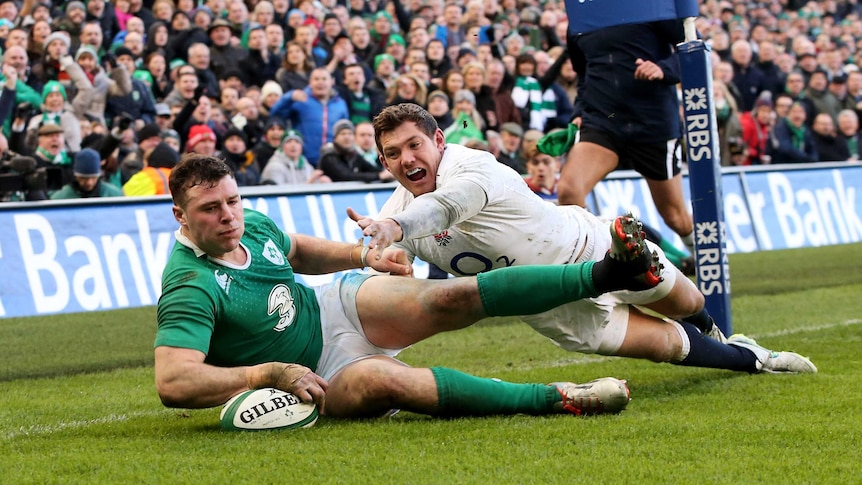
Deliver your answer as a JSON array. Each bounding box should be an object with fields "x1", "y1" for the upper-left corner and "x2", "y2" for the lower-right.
[{"x1": 154, "y1": 154, "x2": 663, "y2": 419}]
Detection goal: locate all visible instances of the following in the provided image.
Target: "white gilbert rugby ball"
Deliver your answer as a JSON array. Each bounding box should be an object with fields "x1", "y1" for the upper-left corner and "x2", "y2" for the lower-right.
[{"x1": 220, "y1": 388, "x2": 319, "y2": 431}]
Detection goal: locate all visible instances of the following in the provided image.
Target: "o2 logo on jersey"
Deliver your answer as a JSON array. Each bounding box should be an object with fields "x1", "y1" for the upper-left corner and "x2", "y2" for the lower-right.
[
  {"x1": 449, "y1": 252, "x2": 516, "y2": 276},
  {"x1": 267, "y1": 284, "x2": 296, "y2": 332}
]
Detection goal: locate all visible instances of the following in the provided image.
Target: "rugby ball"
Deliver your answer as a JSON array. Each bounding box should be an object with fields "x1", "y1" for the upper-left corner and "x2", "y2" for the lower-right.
[{"x1": 219, "y1": 388, "x2": 319, "y2": 431}]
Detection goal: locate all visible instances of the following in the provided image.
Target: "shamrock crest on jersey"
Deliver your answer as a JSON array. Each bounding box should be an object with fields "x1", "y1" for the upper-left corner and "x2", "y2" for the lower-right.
[
  {"x1": 263, "y1": 239, "x2": 285, "y2": 265},
  {"x1": 214, "y1": 269, "x2": 233, "y2": 295},
  {"x1": 267, "y1": 284, "x2": 296, "y2": 331},
  {"x1": 433, "y1": 230, "x2": 453, "y2": 247}
]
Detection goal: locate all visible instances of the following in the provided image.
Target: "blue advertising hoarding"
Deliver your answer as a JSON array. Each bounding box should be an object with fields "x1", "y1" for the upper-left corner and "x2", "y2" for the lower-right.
[{"x1": 1, "y1": 164, "x2": 860, "y2": 319}]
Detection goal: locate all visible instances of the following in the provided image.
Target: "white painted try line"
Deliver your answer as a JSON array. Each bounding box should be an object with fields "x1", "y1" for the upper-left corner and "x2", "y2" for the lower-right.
[
  {"x1": 749, "y1": 319, "x2": 861, "y2": 339},
  {"x1": 5, "y1": 320, "x2": 860, "y2": 440},
  {"x1": 2, "y1": 410, "x2": 170, "y2": 441}
]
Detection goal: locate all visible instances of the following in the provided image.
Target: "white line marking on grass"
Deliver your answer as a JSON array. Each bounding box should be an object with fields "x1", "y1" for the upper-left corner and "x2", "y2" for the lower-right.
[
  {"x1": 750, "y1": 319, "x2": 862, "y2": 339},
  {"x1": 2, "y1": 410, "x2": 168, "y2": 441}
]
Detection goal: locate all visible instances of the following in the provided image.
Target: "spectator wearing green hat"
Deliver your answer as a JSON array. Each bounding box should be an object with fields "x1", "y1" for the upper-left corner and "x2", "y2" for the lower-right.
[
  {"x1": 259, "y1": 129, "x2": 331, "y2": 185},
  {"x1": 26, "y1": 80, "x2": 82, "y2": 152},
  {"x1": 370, "y1": 10, "x2": 394, "y2": 51},
  {"x1": 63, "y1": 44, "x2": 133, "y2": 126},
  {"x1": 384, "y1": 33, "x2": 407, "y2": 67},
  {"x1": 367, "y1": 53, "x2": 398, "y2": 92}
]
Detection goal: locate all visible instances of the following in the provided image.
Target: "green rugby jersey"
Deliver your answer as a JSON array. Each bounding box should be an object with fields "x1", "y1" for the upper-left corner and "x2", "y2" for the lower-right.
[{"x1": 155, "y1": 209, "x2": 323, "y2": 370}]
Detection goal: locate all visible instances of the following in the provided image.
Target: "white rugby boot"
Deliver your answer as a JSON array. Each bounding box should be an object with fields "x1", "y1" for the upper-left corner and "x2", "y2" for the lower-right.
[
  {"x1": 705, "y1": 322, "x2": 729, "y2": 344},
  {"x1": 552, "y1": 378, "x2": 631, "y2": 415},
  {"x1": 727, "y1": 334, "x2": 818, "y2": 373}
]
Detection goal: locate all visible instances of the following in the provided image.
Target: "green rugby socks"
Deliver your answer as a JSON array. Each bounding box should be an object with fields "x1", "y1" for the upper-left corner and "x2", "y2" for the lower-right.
[
  {"x1": 475, "y1": 263, "x2": 598, "y2": 317},
  {"x1": 431, "y1": 367, "x2": 557, "y2": 416}
]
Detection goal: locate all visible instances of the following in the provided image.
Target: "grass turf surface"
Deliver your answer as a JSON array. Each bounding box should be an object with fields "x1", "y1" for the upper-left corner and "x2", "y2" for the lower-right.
[{"x1": 1, "y1": 244, "x2": 860, "y2": 483}]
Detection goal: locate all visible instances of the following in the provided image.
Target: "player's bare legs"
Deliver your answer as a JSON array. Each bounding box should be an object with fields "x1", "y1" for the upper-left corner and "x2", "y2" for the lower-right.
[
  {"x1": 356, "y1": 276, "x2": 486, "y2": 349},
  {"x1": 324, "y1": 356, "x2": 436, "y2": 417},
  {"x1": 614, "y1": 308, "x2": 685, "y2": 362},
  {"x1": 641, "y1": 268, "x2": 704, "y2": 319},
  {"x1": 557, "y1": 141, "x2": 618, "y2": 206},
  {"x1": 323, "y1": 355, "x2": 632, "y2": 418},
  {"x1": 644, "y1": 175, "x2": 694, "y2": 239},
  {"x1": 355, "y1": 243, "x2": 661, "y2": 350}
]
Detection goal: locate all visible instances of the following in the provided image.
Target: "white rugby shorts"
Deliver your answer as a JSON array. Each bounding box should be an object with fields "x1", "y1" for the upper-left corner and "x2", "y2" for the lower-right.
[
  {"x1": 313, "y1": 273, "x2": 403, "y2": 380},
  {"x1": 520, "y1": 209, "x2": 676, "y2": 354}
]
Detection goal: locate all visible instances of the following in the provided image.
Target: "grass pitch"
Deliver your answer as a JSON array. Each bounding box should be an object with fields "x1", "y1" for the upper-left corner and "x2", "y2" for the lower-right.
[{"x1": 1, "y1": 244, "x2": 861, "y2": 484}]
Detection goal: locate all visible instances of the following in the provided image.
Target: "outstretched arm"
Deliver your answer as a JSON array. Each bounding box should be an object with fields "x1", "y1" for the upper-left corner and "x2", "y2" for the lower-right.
[
  {"x1": 349, "y1": 177, "x2": 489, "y2": 253},
  {"x1": 154, "y1": 346, "x2": 328, "y2": 408},
  {"x1": 286, "y1": 233, "x2": 412, "y2": 275}
]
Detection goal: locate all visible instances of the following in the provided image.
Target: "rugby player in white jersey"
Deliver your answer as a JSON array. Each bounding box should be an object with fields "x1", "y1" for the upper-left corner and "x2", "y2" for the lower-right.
[
  {"x1": 349, "y1": 103, "x2": 816, "y2": 374},
  {"x1": 154, "y1": 154, "x2": 688, "y2": 418}
]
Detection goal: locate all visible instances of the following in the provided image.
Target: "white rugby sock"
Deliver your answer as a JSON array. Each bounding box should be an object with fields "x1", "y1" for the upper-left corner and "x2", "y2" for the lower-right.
[
  {"x1": 680, "y1": 231, "x2": 695, "y2": 256},
  {"x1": 669, "y1": 320, "x2": 691, "y2": 362}
]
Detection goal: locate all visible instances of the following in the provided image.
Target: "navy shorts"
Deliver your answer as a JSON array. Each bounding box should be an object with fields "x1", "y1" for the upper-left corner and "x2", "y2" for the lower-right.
[{"x1": 579, "y1": 126, "x2": 683, "y2": 181}]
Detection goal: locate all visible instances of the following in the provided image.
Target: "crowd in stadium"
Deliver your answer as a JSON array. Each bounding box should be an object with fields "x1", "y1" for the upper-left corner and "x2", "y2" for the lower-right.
[{"x1": 0, "y1": 0, "x2": 858, "y2": 201}]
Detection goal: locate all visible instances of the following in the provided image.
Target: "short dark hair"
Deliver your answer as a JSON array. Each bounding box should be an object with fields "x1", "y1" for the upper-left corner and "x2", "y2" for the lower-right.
[
  {"x1": 169, "y1": 153, "x2": 234, "y2": 208},
  {"x1": 372, "y1": 103, "x2": 438, "y2": 154}
]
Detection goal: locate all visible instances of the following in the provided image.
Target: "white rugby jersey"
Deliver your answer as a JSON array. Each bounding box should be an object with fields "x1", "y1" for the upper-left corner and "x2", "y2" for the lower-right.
[{"x1": 379, "y1": 144, "x2": 593, "y2": 276}]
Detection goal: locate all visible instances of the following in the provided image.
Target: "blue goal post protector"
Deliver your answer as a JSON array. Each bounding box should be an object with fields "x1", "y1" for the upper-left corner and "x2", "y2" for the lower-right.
[{"x1": 563, "y1": 0, "x2": 733, "y2": 334}]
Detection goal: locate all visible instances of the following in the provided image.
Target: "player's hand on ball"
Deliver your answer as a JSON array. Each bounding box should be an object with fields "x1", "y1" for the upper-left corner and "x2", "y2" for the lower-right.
[{"x1": 246, "y1": 362, "x2": 328, "y2": 406}]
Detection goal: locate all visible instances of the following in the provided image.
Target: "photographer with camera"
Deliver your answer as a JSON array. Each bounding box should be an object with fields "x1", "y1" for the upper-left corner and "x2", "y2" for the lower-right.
[{"x1": 50, "y1": 148, "x2": 123, "y2": 199}]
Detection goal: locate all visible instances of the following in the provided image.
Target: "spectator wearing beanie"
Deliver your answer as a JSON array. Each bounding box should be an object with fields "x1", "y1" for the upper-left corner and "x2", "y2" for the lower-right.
[
  {"x1": 427, "y1": 90, "x2": 455, "y2": 130},
  {"x1": 252, "y1": 117, "x2": 286, "y2": 170},
  {"x1": 259, "y1": 80, "x2": 284, "y2": 117},
  {"x1": 186, "y1": 124, "x2": 218, "y2": 156},
  {"x1": 123, "y1": 141, "x2": 180, "y2": 196},
  {"x1": 53, "y1": 0, "x2": 88, "y2": 44},
  {"x1": 51, "y1": 148, "x2": 124, "y2": 199},
  {"x1": 33, "y1": 31, "x2": 72, "y2": 86},
  {"x1": 64, "y1": 44, "x2": 134, "y2": 126},
  {"x1": 222, "y1": 127, "x2": 261, "y2": 186},
  {"x1": 318, "y1": 119, "x2": 393, "y2": 183},
  {"x1": 260, "y1": 129, "x2": 331, "y2": 185},
  {"x1": 26, "y1": 81, "x2": 83, "y2": 153}
]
